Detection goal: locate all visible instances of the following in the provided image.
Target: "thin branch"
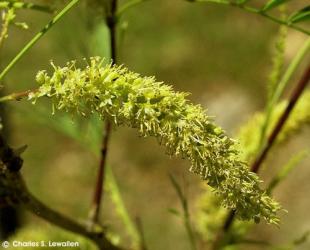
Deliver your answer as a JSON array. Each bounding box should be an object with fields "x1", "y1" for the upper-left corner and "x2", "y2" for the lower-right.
[
  {"x1": 88, "y1": 122, "x2": 112, "y2": 227},
  {"x1": 0, "y1": 1, "x2": 54, "y2": 13},
  {"x1": 212, "y1": 63, "x2": 310, "y2": 249},
  {"x1": 0, "y1": 0, "x2": 80, "y2": 82},
  {"x1": 109, "y1": 0, "x2": 118, "y2": 62},
  {"x1": 0, "y1": 89, "x2": 36, "y2": 102},
  {"x1": 88, "y1": 0, "x2": 118, "y2": 228},
  {"x1": 188, "y1": 0, "x2": 310, "y2": 35}
]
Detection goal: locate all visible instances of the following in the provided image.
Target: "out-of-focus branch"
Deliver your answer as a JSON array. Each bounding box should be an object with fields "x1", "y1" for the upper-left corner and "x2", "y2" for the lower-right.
[{"x1": 0, "y1": 134, "x2": 124, "y2": 250}]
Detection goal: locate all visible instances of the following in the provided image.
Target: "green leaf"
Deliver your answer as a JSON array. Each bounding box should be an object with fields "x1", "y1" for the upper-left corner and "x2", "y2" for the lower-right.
[
  {"x1": 262, "y1": 0, "x2": 291, "y2": 12},
  {"x1": 267, "y1": 150, "x2": 309, "y2": 194},
  {"x1": 288, "y1": 6, "x2": 310, "y2": 24}
]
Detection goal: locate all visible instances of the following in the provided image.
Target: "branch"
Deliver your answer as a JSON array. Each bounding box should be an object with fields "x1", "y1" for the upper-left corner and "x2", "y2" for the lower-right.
[
  {"x1": 0, "y1": 134, "x2": 124, "y2": 250},
  {"x1": 0, "y1": 89, "x2": 36, "y2": 102},
  {"x1": 88, "y1": 121, "x2": 112, "y2": 227}
]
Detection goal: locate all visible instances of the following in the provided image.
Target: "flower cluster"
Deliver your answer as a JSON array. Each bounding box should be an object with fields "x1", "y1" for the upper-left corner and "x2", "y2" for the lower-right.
[{"x1": 29, "y1": 57, "x2": 281, "y2": 224}]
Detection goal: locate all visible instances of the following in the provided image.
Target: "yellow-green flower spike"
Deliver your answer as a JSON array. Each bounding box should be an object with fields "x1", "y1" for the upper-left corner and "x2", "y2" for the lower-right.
[{"x1": 29, "y1": 57, "x2": 281, "y2": 224}]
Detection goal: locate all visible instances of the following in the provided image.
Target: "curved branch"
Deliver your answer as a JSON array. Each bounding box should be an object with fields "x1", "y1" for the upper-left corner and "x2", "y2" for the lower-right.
[{"x1": 22, "y1": 193, "x2": 121, "y2": 250}]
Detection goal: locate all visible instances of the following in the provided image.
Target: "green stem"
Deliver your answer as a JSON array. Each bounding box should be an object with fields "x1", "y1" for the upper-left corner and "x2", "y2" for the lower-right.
[
  {"x1": 0, "y1": 1, "x2": 54, "y2": 13},
  {"x1": 259, "y1": 38, "x2": 310, "y2": 149},
  {"x1": 106, "y1": 166, "x2": 141, "y2": 246},
  {"x1": 0, "y1": 0, "x2": 80, "y2": 82},
  {"x1": 190, "y1": 0, "x2": 310, "y2": 35}
]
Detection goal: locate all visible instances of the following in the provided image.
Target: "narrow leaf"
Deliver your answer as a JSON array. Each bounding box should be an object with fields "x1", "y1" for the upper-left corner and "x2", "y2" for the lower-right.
[
  {"x1": 262, "y1": 0, "x2": 291, "y2": 12},
  {"x1": 267, "y1": 150, "x2": 309, "y2": 194},
  {"x1": 288, "y1": 6, "x2": 310, "y2": 24}
]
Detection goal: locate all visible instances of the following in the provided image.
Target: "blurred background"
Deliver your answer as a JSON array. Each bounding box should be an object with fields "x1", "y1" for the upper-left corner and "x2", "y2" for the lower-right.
[{"x1": 1, "y1": 0, "x2": 310, "y2": 249}]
